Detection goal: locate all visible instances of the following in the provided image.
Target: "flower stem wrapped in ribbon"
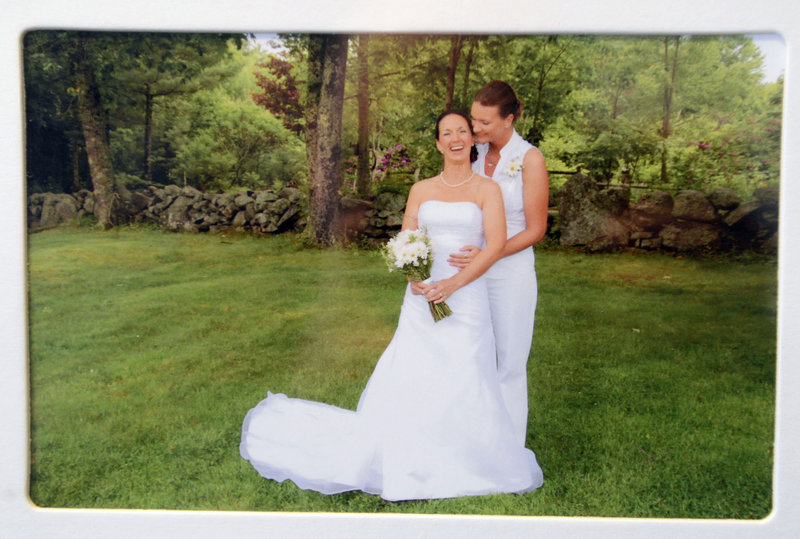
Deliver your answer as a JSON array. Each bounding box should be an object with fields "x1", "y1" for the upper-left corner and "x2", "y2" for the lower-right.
[{"x1": 381, "y1": 227, "x2": 453, "y2": 322}]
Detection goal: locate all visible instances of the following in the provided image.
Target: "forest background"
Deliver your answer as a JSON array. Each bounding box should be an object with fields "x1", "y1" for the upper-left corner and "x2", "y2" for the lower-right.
[{"x1": 24, "y1": 32, "x2": 783, "y2": 244}]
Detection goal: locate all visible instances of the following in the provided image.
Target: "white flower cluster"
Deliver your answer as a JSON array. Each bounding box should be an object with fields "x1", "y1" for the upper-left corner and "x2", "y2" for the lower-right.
[
  {"x1": 504, "y1": 157, "x2": 523, "y2": 176},
  {"x1": 386, "y1": 229, "x2": 431, "y2": 270},
  {"x1": 381, "y1": 226, "x2": 451, "y2": 321}
]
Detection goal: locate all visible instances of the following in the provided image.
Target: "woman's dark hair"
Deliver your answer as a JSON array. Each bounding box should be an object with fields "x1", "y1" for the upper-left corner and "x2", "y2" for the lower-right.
[
  {"x1": 434, "y1": 109, "x2": 478, "y2": 163},
  {"x1": 473, "y1": 80, "x2": 522, "y2": 122}
]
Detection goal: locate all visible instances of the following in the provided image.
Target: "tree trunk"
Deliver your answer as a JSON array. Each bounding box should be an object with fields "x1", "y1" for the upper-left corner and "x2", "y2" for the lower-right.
[
  {"x1": 532, "y1": 61, "x2": 547, "y2": 138},
  {"x1": 531, "y1": 38, "x2": 567, "y2": 142},
  {"x1": 144, "y1": 88, "x2": 153, "y2": 184},
  {"x1": 73, "y1": 36, "x2": 118, "y2": 229},
  {"x1": 356, "y1": 34, "x2": 371, "y2": 197},
  {"x1": 305, "y1": 36, "x2": 324, "y2": 195},
  {"x1": 70, "y1": 134, "x2": 82, "y2": 192},
  {"x1": 445, "y1": 35, "x2": 463, "y2": 110},
  {"x1": 460, "y1": 37, "x2": 476, "y2": 108},
  {"x1": 660, "y1": 37, "x2": 680, "y2": 184},
  {"x1": 306, "y1": 34, "x2": 348, "y2": 247}
]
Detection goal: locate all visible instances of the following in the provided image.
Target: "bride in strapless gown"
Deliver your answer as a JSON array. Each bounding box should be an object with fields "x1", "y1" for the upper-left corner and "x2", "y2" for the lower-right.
[{"x1": 240, "y1": 111, "x2": 544, "y2": 501}]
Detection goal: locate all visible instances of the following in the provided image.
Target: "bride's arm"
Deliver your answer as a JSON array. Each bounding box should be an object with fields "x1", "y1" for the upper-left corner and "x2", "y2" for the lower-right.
[
  {"x1": 425, "y1": 181, "x2": 506, "y2": 304},
  {"x1": 400, "y1": 181, "x2": 424, "y2": 231},
  {"x1": 401, "y1": 182, "x2": 427, "y2": 295}
]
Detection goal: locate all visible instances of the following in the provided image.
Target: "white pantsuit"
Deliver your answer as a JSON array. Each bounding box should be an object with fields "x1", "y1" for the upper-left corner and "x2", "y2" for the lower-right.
[{"x1": 473, "y1": 131, "x2": 538, "y2": 445}]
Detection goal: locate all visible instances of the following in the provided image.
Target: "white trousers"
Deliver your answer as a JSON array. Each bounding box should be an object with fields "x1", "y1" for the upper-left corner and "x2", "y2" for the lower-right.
[{"x1": 486, "y1": 247, "x2": 537, "y2": 446}]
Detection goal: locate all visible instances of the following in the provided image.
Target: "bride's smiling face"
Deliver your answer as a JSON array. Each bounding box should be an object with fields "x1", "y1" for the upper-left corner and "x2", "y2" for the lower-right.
[{"x1": 436, "y1": 114, "x2": 474, "y2": 162}]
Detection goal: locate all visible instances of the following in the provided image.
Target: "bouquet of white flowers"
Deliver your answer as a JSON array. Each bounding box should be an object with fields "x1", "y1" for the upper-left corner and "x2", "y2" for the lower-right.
[{"x1": 381, "y1": 227, "x2": 452, "y2": 322}]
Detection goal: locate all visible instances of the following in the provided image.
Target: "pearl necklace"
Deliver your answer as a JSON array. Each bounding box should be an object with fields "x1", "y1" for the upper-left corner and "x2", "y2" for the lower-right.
[{"x1": 439, "y1": 171, "x2": 475, "y2": 188}]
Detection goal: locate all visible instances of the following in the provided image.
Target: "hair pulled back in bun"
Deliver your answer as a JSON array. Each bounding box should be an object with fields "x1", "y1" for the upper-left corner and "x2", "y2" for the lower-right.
[{"x1": 473, "y1": 80, "x2": 522, "y2": 122}]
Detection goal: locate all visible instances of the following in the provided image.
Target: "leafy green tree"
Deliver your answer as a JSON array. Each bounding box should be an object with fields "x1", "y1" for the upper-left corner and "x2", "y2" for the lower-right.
[
  {"x1": 113, "y1": 33, "x2": 242, "y2": 184},
  {"x1": 349, "y1": 35, "x2": 463, "y2": 181},
  {"x1": 168, "y1": 93, "x2": 300, "y2": 191},
  {"x1": 23, "y1": 31, "x2": 85, "y2": 194},
  {"x1": 163, "y1": 43, "x2": 308, "y2": 194},
  {"x1": 540, "y1": 37, "x2": 659, "y2": 181},
  {"x1": 660, "y1": 36, "x2": 778, "y2": 192},
  {"x1": 71, "y1": 34, "x2": 125, "y2": 228},
  {"x1": 24, "y1": 31, "x2": 132, "y2": 225},
  {"x1": 657, "y1": 36, "x2": 682, "y2": 183},
  {"x1": 460, "y1": 36, "x2": 480, "y2": 108},
  {"x1": 537, "y1": 35, "x2": 778, "y2": 195},
  {"x1": 167, "y1": 39, "x2": 311, "y2": 192},
  {"x1": 444, "y1": 35, "x2": 465, "y2": 110},
  {"x1": 512, "y1": 36, "x2": 575, "y2": 144}
]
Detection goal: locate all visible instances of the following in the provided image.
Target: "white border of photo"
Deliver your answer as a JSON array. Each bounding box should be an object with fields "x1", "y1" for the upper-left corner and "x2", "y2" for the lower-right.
[{"x1": 2, "y1": 1, "x2": 797, "y2": 537}]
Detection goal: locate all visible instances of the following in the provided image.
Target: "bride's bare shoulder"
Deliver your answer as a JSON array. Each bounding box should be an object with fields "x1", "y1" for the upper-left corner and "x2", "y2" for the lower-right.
[
  {"x1": 476, "y1": 175, "x2": 501, "y2": 194},
  {"x1": 410, "y1": 176, "x2": 439, "y2": 194},
  {"x1": 418, "y1": 176, "x2": 441, "y2": 186}
]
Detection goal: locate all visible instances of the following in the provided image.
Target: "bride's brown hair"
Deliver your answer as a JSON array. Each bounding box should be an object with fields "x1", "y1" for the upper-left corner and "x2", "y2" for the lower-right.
[
  {"x1": 474, "y1": 80, "x2": 522, "y2": 122},
  {"x1": 434, "y1": 110, "x2": 478, "y2": 163}
]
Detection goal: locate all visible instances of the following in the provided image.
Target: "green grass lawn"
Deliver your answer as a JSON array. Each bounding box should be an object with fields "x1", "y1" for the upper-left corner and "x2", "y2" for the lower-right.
[{"x1": 27, "y1": 225, "x2": 777, "y2": 518}]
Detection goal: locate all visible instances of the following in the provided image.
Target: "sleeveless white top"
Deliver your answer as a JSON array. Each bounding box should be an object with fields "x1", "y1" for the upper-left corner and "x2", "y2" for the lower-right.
[
  {"x1": 472, "y1": 130, "x2": 536, "y2": 278},
  {"x1": 473, "y1": 129, "x2": 534, "y2": 239}
]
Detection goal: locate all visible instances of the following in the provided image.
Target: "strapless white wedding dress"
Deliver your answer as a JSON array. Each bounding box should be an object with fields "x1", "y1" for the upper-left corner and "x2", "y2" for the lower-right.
[{"x1": 240, "y1": 200, "x2": 544, "y2": 501}]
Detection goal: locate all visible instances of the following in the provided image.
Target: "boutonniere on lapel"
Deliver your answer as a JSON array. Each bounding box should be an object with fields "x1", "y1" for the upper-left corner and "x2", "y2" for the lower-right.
[{"x1": 503, "y1": 157, "x2": 523, "y2": 176}]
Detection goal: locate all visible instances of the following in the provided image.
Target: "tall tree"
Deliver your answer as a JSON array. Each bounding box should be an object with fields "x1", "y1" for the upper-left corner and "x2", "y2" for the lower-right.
[
  {"x1": 251, "y1": 55, "x2": 304, "y2": 134},
  {"x1": 114, "y1": 34, "x2": 239, "y2": 183},
  {"x1": 23, "y1": 31, "x2": 85, "y2": 194},
  {"x1": 494, "y1": 35, "x2": 576, "y2": 145},
  {"x1": 306, "y1": 34, "x2": 349, "y2": 246},
  {"x1": 460, "y1": 36, "x2": 478, "y2": 108},
  {"x1": 165, "y1": 43, "x2": 307, "y2": 192},
  {"x1": 355, "y1": 34, "x2": 372, "y2": 196},
  {"x1": 660, "y1": 36, "x2": 681, "y2": 184},
  {"x1": 72, "y1": 35, "x2": 123, "y2": 228},
  {"x1": 444, "y1": 35, "x2": 464, "y2": 110},
  {"x1": 529, "y1": 36, "x2": 569, "y2": 143}
]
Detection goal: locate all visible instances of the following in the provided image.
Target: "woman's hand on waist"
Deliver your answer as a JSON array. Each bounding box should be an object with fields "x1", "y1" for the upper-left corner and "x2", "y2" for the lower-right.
[{"x1": 448, "y1": 245, "x2": 482, "y2": 270}]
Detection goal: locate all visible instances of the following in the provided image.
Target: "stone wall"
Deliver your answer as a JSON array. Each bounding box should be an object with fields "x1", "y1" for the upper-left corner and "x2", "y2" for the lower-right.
[
  {"x1": 28, "y1": 177, "x2": 779, "y2": 254},
  {"x1": 337, "y1": 192, "x2": 406, "y2": 243},
  {"x1": 28, "y1": 185, "x2": 307, "y2": 234},
  {"x1": 27, "y1": 185, "x2": 409, "y2": 241},
  {"x1": 555, "y1": 173, "x2": 779, "y2": 253}
]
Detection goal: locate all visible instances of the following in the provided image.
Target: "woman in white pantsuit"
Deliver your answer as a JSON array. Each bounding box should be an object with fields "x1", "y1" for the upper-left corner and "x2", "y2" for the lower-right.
[{"x1": 449, "y1": 81, "x2": 550, "y2": 445}]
